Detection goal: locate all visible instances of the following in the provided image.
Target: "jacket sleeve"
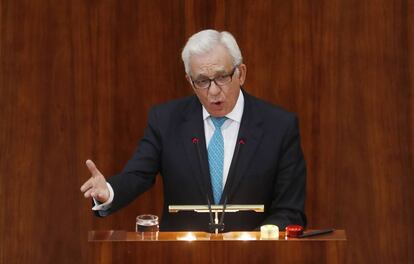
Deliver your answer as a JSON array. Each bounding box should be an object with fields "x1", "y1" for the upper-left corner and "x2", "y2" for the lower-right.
[{"x1": 100, "y1": 107, "x2": 162, "y2": 216}]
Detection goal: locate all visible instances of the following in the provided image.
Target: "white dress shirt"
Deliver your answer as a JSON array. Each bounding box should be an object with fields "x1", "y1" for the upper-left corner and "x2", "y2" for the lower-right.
[{"x1": 93, "y1": 90, "x2": 244, "y2": 211}]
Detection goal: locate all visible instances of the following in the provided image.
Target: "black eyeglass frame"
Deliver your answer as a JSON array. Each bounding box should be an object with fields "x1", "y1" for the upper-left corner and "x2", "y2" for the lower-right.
[{"x1": 190, "y1": 66, "x2": 239, "y2": 90}]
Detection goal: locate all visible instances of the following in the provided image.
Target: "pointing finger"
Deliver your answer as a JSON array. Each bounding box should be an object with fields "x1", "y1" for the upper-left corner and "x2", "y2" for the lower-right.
[{"x1": 86, "y1": 159, "x2": 102, "y2": 177}]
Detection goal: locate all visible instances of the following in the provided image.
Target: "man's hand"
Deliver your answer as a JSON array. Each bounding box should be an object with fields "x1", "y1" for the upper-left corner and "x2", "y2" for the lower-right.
[{"x1": 80, "y1": 159, "x2": 110, "y2": 203}]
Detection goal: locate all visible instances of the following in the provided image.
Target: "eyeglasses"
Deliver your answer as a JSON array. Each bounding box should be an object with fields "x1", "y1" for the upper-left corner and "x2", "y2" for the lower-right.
[{"x1": 190, "y1": 66, "x2": 238, "y2": 90}]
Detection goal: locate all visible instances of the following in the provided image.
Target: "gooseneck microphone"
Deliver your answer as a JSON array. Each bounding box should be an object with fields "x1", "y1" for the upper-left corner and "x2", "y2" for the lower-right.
[
  {"x1": 192, "y1": 137, "x2": 245, "y2": 233},
  {"x1": 231, "y1": 139, "x2": 245, "y2": 172},
  {"x1": 223, "y1": 138, "x2": 245, "y2": 201},
  {"x1": 192, "y1": 137, "x2": 217, "y2": 232},
  {"x1": 217, "y1": 196, "x2": 227, "y2": 231},
  {"x1": 192, "y1": 137, "x2": 226, "y2": 233}
]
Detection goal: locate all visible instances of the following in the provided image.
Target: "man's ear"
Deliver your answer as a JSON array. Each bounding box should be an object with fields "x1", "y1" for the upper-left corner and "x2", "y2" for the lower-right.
[{"x1": 238, "y1": 64, "x2": 247, "y2": 86}]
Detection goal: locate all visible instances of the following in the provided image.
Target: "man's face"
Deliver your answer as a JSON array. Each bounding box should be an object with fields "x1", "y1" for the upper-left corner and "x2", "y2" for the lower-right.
[{"x1": 187, "y1": 44, "x2": 247, "y2": 117}]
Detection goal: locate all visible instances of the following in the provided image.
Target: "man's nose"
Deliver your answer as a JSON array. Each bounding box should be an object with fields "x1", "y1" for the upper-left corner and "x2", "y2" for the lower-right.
[{"x1": 208, "y1": 81, "x2": 221, "y2": 96}]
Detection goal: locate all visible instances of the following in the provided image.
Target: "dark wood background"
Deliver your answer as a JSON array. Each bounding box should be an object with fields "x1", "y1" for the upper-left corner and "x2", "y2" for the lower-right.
[{"x1": 1, "y1": 0, "x2": 413, "y2": 263}]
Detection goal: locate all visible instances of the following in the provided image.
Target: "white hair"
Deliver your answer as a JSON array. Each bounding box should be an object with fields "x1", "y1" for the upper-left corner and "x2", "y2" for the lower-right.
[{"x1": 181, "y1": 29, "x2": 243, "y2": 75}]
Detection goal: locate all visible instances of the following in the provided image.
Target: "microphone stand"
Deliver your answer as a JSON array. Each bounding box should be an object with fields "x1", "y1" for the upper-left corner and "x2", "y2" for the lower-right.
[
  {"x1": 208, "y1": 197, "x2": 227, "y2": 234},
  {"x1": 191, "y1": 137, "x2": 248, "y2": 234}
]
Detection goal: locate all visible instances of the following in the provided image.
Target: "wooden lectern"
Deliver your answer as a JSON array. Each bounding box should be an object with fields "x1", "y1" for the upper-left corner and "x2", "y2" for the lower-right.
[{"x1": 89, "y1": 230, "x2": 346, "y2": 264}]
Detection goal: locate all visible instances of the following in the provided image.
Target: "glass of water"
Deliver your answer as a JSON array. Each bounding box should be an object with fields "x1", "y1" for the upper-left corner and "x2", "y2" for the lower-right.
[{"x1": 136, "y1": 214, "x2": 159, "y2": 232}]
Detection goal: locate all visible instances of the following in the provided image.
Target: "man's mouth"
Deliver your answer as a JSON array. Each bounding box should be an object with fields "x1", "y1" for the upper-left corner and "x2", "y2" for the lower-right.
[{"x1": 211, "y1": 102, "x2": 223, "y2": 109}]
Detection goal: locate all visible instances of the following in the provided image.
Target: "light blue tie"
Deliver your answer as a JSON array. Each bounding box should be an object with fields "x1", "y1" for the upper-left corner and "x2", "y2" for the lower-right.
[{"x1": 208, "y1": 117, "x2": 227, "y2": 204}]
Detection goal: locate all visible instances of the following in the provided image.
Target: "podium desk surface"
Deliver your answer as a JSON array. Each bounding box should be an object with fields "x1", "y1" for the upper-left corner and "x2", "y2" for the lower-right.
[
  {"x1": 88, "y1": 230, "x2": 346, "y2": 264},
  {"x1": 88, "y1": 230, "x2": 346, "y2": 242}
]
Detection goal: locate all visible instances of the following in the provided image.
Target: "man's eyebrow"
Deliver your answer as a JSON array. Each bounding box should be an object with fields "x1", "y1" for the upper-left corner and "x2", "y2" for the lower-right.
[
  {"x1": 193, "y1": 74, "x2": 209, "y2": 80},
  {"x1": 194, "y1": 69, "x2": 228, "y2": 80},
  {"x1": 214, "y1": 69, "x2": 227, "y2": 75}
]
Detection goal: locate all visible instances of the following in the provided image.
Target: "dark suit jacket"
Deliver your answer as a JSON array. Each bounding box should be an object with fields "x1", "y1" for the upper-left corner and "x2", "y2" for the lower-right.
[{"x1": 104, "y1": 89, "x2": 306, "y2": 231}]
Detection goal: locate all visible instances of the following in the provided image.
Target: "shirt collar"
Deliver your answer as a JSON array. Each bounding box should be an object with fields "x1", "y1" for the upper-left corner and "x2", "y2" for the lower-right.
[{"x1": 202, "y1": 89, "x2": 244, "y2": 123}]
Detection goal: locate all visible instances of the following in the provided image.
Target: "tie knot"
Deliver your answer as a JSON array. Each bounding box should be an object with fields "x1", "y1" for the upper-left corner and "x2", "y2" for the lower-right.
[{"x1": 211, "y1": 117, "x2": 227, "y2": 129}]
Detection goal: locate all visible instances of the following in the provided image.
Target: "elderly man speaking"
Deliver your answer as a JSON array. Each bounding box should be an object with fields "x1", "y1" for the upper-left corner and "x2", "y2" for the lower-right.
[{"x1": 80, "y1": 29, "x2": 307, "y2": 231}]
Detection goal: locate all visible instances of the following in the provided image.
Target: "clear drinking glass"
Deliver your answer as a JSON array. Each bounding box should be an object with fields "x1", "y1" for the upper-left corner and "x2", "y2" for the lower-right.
[{"x1": 135, "y1": 214, "x2": 159, "y2": 232}]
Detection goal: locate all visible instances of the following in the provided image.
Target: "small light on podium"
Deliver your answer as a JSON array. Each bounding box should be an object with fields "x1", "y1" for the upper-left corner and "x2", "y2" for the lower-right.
[
  {"x1": 236, "y1": 232, "x2": 256, "y2": 241},
  {"x1": 176, "y1": 232, "x2": 197, "y2": 241}
]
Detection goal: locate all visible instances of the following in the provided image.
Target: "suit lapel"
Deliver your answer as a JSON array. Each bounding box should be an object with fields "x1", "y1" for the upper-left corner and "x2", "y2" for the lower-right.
[
  {"x1": 221, "y1": 91, "x2": 263, "y2": 203},
  {"x1": 180, "y1": 97, "x2": 214, "y2": 203}
]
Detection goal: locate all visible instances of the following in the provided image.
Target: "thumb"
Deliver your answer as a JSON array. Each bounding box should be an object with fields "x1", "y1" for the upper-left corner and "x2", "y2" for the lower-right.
[
  {"x1": 96, "y1": 189, "x2": 110, "y2": 201},
  {"x1": 85, "y1": 159, "x2": 102, "y2": 177}
]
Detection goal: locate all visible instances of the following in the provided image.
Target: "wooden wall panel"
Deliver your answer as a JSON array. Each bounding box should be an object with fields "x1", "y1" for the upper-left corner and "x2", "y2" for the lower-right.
[{"x1": 0, "y1": 0, "x2": 413, "y2": 263}]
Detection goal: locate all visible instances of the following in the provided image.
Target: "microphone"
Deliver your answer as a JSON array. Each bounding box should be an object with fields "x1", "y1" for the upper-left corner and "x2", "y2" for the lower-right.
[
  {"x1": 191, "y1": 137, "x2": 203, "y2": 163},
  {"x1": 217, "y1": 196, "x2": 227, "y2": 230},
  {"x1": 207, "y1": 195, "x2": 214, "y2": 228},
  {"x1": 224, "y1": 138, "x2": 245, "y2": 201},
  {"x1": 211, "y1": 139, "x2": 244, "y2": 232},
  {"x1": 192, "y1": 137, "x2": 218, "y2": 233},
  {"x1": 232, "y1": 139, "x2": 245, "y2": 168},
  {"x1": 192, "y1": 137, "x2": 245, "y2": 233}
]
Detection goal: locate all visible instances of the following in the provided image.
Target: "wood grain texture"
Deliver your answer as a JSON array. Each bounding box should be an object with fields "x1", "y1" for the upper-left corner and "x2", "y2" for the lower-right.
[
  {"x1": 88, "y1": 231, "x2": 347, "y2": 264},
  {"x1": 0, "y1": 0, "x2": 413, "y2": 263}
]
